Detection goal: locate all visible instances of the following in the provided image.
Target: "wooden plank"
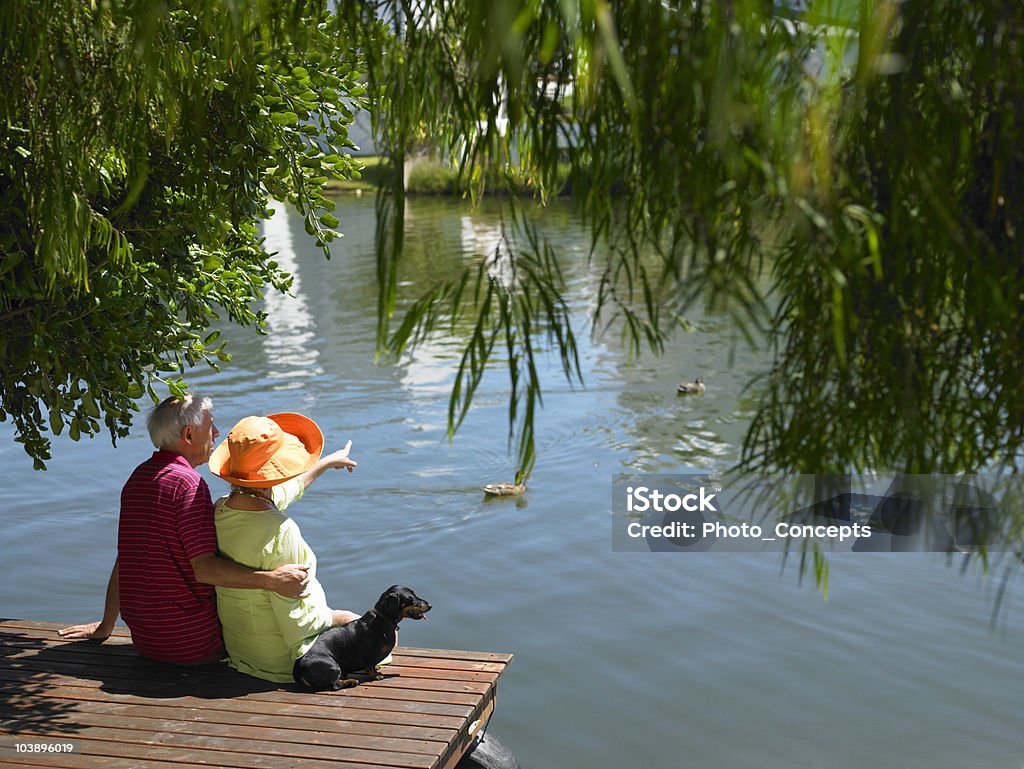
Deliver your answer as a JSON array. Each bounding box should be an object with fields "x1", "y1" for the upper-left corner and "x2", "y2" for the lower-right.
[
  {"x1": 0, "y1": 696, "x2": 454, "y2": 742},
  {"x1": 0, "y1": 708, "x2": 444, "y2": 756},
  {"x1": 436, "y1": 690, "x2": 498, "y2": 769},
  {"x1": 0, "y1": 623, "x2": 513, "y2": 663},
  {"x1": 0, "y1": 747, "x2": 209, "y2": 769},
  {"x1": 0, "y1": 736, "x2": 422, "y2": 769},
  {"x1": 0, "y1": 622, "x2": 514, "y2": 663},
  {"x1": 392, "y1": 648, "x2": 515, "y2": 664},
  {"x1": 0, "y1": 724, "x2": 436, "y2": 769},
  {"x1": 439, "y1": 697, "x2": 495, "y2": 769},
  {"x1": 0, "y1": 620, "x2": 132, "y2": 636},
  {"x1": 0, "y1": 668, "x2": 476, "y2": 721},
  {"x1": 389, "y1": 655, "x2": 509, "y2": 674},
  {"x1": 0, "y1": 650, "x2": 486, "y2": 702},
  {"x1": 0, "y1": 621, "x2": 132, "y2": 641},
  {"x1": 2, "y1": 654, "x2": 487, "y2": 706},
  {"x1": 0, "y1": 643, "x2": 494, "y2": 696},
  {"x1": 0, "y1": 620, "x2": 512, "y2": 769},
  {"x1": 0, "y1": 633, "x2": 135, "y2": 649},
  {"x1": 0, "y1": 683, "x2": 468, "y2": 731},
  {"x1": 0, "y1": 627, "x2": 507, "y2": 671},
  {"x1": 0, "y1": 640, "x2": 498, "y2": 689},
  {"x1": 370, "y1": 665, "x2": 496, "y2": 684}
]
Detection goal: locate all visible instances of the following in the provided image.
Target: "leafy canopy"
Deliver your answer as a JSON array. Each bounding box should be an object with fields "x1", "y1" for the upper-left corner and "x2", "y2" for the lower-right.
[
  {"x1": 3, "y1": 0, "x2": 1023, "y2": 492},
  {"x1": 0, "y1": 0, "x2": 363, "y2": 467}
]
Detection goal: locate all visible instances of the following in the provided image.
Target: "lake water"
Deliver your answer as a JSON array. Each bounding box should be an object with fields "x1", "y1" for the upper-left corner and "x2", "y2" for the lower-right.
[{"x1": 3, "y1": 196, "x2": 1023, "y2": 768}]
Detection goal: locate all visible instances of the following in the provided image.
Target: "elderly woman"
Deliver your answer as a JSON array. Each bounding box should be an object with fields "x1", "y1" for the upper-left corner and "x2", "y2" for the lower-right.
[{"x1": 209, "y1": 412, "x2": 360, "y2": 682}]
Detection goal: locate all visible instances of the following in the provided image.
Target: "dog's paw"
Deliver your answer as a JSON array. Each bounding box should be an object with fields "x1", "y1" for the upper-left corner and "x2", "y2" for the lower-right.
[{"x1": 332, "y1": 677, "x2": 360, "y2": 690}]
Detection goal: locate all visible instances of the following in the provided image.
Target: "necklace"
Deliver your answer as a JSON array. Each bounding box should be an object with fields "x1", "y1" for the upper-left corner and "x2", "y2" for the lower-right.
[{"x1": 229, "y1": 488, "x2": 277, "y2": 508}]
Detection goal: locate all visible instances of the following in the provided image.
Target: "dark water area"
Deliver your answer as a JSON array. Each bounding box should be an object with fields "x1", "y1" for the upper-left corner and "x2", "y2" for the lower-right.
[{"x1": 3, "y1": 196, "x2": 1023, "y2": 768}]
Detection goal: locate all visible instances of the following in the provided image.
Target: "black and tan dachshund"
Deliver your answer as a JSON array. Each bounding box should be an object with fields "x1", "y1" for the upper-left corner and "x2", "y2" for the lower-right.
[{"x1": 293, "y1": 585, "x2": 431, "y2": 691}]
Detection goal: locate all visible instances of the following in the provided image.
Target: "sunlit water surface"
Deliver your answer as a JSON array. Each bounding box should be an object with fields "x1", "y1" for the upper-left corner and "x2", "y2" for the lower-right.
[{"x1": 3, "y1": 197, "x2": 1023, "y2": 768}]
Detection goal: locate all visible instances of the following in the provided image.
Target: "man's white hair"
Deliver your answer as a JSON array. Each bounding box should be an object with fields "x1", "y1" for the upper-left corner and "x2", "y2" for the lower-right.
[{"x1": 146, "y1": 393, "x2": 213, "y2": 449}]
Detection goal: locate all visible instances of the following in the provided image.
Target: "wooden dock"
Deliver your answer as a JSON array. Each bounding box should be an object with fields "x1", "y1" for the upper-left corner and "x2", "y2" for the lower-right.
[{"x1": 0, "y1": 619, "x2": 512, "y2": 769}]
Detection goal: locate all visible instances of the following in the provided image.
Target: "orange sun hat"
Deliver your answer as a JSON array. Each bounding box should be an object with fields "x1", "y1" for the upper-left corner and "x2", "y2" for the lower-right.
[{"x1": 210, "y1": 413, "x2": 323, "y2": 488}]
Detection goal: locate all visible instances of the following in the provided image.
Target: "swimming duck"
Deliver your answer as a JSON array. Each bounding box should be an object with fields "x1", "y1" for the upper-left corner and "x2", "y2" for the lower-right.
[
  {"x1": 483, "y1": 482, "x2": 527, "y2": 497},
  {"x1": 677, "y1": 377, "x2": 705, "y2": 395}
]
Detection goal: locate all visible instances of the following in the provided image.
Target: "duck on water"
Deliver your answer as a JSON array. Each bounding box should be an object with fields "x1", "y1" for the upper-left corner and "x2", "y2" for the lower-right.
[{"x1": 677, "y1": 377, "x2": 705, "y2": 395}]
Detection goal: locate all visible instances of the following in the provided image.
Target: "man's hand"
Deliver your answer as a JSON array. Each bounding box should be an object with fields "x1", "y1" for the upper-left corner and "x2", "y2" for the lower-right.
[
  {"x1": 57, "y1": 621, "x2": 111, "y2": 642},
  {"x1": 323, "y1": 440, "x2": 357, "y2": 473},
  {"x1": 266, "y1": 563, "x2": 311, "y2": 598},
  {"x1": 193, "y1": 554, "x2": 311, "y2": 595}
]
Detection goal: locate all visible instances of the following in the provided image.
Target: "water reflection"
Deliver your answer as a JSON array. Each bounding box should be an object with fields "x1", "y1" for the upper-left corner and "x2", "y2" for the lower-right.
[
  {"x1": 460, "y1": 214, "x2": 514, "y2": 287},
  {"x1": 260, "y1": 204, "x2": 324, "y2": 389},
  {"x1": 398, "y1": 336, "x2": 460, "y2": 398}
]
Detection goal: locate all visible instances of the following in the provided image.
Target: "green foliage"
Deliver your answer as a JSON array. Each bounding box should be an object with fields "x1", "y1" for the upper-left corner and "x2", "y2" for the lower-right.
[
  {"x1": 401, "y1": 155, "x2": 571, "y2": 196},
  {"x1": 0, "y1": 1, "x2": 363, "y2": 467},
  {"x1": 4, "y1": 0, "x2": 1024, "y2": 493},
  {"x1": 341, "y1": 0, "x2": 809, "y2": 477},
  {"x1": 746, "y1": 2, "x2": 1024, "y2": 474},
  {"x1": 343, "y1": 0, "x2": 1023, "y2": 482},
  {"x1": 405, "y1": 158, "x2": 459, "y2": 195}
]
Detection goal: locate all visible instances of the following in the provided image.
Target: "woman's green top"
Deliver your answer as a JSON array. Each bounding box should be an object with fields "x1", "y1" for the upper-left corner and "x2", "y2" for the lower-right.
[{"x1": 214, "y1": 479, "x2": 333, "y2": 682}]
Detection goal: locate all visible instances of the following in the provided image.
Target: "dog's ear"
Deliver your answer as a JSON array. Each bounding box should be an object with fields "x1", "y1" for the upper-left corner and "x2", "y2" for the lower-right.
[{"x1": 377, "y1": 588, "x2": 402, "y2": 623}]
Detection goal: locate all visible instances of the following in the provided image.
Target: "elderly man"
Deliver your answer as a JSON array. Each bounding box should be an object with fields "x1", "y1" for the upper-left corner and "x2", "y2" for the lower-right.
[{"x1": 59, "y1": 394, "x2": 310, "y2": 665}]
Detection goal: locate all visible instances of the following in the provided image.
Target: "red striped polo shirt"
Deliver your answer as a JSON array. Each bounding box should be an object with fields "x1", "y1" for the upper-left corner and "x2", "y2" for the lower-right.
[{"x1": 118, "y1": 451, "x2": 222, "y2": 664}]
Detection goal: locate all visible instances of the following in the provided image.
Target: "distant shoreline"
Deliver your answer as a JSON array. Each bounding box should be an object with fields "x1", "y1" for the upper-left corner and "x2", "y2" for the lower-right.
[{"x1": 325, "y1": 155, "x2": 572, "y2": 197}]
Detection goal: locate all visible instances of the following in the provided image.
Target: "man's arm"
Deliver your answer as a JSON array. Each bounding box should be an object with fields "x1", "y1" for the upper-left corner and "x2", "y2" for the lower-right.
[
  {"x1": 298, "y1": 440, "x2": 357, "y2": 491},
  {"x1": 190, "y1": 553, "x2": 310, "y2": 598},
  {"x1": 58, "y1": 559, "x2": 120, "y2": 641}
]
